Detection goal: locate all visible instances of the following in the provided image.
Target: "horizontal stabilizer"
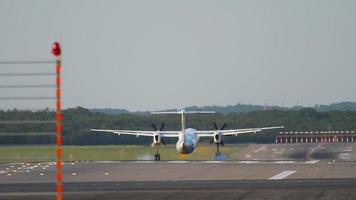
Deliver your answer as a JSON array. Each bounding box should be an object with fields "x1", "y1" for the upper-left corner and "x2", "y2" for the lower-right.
[{"x1": 151, "y1": 110, "x2": 215, "y2": 115}]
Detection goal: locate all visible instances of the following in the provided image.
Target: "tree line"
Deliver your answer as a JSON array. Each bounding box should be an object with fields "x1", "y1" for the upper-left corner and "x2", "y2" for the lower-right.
[{"x1": 0, "y1": 107, "x2": 355, "y2": 145}]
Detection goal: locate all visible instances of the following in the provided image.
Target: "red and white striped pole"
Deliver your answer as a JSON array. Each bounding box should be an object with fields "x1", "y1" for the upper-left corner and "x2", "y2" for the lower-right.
[{"x1": 52, "y1": 42, "x2": 62, "y2": 200}]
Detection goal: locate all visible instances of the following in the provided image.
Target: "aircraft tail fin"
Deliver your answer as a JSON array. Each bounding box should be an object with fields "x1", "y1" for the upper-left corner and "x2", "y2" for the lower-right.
[{"x1": 151, "y1": 110, "x2": 215, "y2": 132}]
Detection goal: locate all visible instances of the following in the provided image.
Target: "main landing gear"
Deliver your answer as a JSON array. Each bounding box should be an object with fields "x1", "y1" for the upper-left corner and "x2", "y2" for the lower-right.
[{"x1": 154, "y1": 144, "x2": 161, "y2": 161}]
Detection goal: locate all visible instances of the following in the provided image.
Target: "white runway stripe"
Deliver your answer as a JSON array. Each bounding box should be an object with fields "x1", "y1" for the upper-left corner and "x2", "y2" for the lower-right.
[
  {"x1": 0, "y1": 171, "x2": 8, "y2": 175},
  {"x1": 201, "y1": 161, "x2": 224, "y2": 163},
  {"x1": 167, "y1": 161, "x2": 189, "y2": 163},
  {"x1": 305, "y1": 160, "x2": 319, "y2": 164},
  {"x1": 268, "y1": 170, "x2": 296, "y2": 180},
  {"x1": 237, "y1": 161, "x2": 260, "y2": 164},
  {"x1": 274, "y1": 161, "x2": 295, "y2": 164},
  {"x1": 254, "y1": 146, "x2": 266, "y2": 153}
]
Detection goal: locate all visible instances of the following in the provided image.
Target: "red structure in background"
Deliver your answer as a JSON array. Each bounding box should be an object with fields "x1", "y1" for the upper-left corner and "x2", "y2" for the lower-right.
[
  {"x1": 52, "y1": 42, "x2": 62, "y2": 200},
  {"x1": 275, "y1": 131, "x2": 355, "y2": 143}
]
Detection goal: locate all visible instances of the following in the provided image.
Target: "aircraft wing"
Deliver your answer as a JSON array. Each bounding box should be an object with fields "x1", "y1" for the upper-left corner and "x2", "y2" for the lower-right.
[
  {"x1": 90, "y1": 129, "x2": 181, "y2": 137},
  {"x1": 196, "y1": 126, "x2": 284, "y2": 137}
]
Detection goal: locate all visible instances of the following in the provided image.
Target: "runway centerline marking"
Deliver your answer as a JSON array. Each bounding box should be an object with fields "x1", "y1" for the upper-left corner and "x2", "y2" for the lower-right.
[{"x1": 268, "y1": 170, "x2": 296, "y2": 180}]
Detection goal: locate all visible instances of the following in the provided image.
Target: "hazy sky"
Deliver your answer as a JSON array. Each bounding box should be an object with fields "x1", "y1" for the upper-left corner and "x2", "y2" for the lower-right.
[{"x1": 0, "y1": 0, "x2": 355, "y2": 111}]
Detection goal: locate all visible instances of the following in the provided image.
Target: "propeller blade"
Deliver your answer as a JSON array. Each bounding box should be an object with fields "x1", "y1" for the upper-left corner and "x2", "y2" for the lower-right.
[
  {"x1": 210, "y1": 138, "x2": 214, "y2": 144},
  {"x1": 150, "y1": 124, "x2": 157, "y2": 131},
  {"x1": 160, "y1": 122, "x2": 165, "y2": 131},
  {"x1": 221, "y1": 123, "x2": 227, "y2": 130},
  {"x1": 213, "y1": 122, "x2": 218, "y2": 130}
]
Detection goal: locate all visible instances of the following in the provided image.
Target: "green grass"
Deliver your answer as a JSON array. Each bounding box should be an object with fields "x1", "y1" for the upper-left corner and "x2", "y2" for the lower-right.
[{"x1": 0, "y1": 144, "x2": 247, "y2": 163}]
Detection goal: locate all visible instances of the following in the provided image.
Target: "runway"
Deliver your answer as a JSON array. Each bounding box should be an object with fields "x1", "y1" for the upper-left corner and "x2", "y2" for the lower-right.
[
  {"x1": 2, "y1": 178, "x2": 356, "y2": 193},
  {"x1": 231, "y1": 143, "x2": 356, "y2": 161},
  {"x1": 2, "y1": 179, "x2": 356, "y2": 200},
  {"x1": 2, "y1": 143, "x2": 356, "y2": 199},
  {"x1": 2, "y1": 160, "x2": 356, "y2": 183}
]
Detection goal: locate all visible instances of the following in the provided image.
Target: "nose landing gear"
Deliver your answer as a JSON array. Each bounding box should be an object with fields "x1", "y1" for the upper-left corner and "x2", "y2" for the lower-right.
[
  {"x1": 215, "y1": 143, "x2": 221, "y2": 156},
  {"x1": 154, "y1": 144, "x2": 161, "y2": 161}
]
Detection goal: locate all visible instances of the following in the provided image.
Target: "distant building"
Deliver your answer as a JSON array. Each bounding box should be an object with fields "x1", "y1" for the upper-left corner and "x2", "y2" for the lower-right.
[{"x1": 275, "y1": 131, "x2": 355, "y2": 143}]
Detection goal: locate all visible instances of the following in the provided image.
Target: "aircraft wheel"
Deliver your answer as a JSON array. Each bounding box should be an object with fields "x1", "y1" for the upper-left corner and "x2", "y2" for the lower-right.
[{"x1": 154, "y1": 153, "x2": 161, "y2": 161}]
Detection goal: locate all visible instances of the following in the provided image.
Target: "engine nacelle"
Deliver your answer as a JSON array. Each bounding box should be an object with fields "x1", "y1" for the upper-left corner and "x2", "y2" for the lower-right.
[
  {"x1": 214, "y1": 131, "x2": 222, "y2": 144},
  {"x1": 152, "y1": 132, "x2": 161, "y2": 145}
]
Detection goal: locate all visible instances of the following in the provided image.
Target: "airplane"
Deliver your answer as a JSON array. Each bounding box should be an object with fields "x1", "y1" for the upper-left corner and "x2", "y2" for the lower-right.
[{"x1": 91, "y1": 110, "x2": 284, "y2": 160}]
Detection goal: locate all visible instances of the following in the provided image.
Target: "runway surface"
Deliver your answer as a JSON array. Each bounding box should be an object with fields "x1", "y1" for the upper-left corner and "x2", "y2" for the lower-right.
[
  {"x1": 231, "y1": 143, "x2": 356, "y2": 161},
  {"x1": 2, "y1": 160, "x2": 356, "y2": 183},
  {"x1": 2, "y1": 178, "x2": 356, "y2": 200},
  {"x1": 2, "y1": 143, "x2": 356, "y2": 199}
]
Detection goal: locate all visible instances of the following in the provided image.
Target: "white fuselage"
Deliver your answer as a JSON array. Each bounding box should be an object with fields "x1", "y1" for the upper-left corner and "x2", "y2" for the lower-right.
[{"x1": 176, "y1": 128, "x2": 199, "y2": 154}]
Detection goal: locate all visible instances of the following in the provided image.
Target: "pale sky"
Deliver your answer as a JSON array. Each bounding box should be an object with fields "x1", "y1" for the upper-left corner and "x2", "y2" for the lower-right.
[{"x1": 0, "y1": 0, "x2": 355, "y2": 111}]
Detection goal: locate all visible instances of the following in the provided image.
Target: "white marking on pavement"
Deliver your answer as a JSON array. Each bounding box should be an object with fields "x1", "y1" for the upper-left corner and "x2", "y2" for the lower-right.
[
  {"x1": 95, "y1": 161, "x2": 118, "y2": 164},
  {"x1": 131, "y1": 161, "x2": 156, "y2": 164},
  {"x1": 168, "y1": 161, "x2": 189, "y2": 163},
  {"x1": 274, "y1": 161, "x2": 295, "y2": 164},
  {"x1": 238, "y1": 161, "x2": 260, "y2": 164},
  {"x1": 338, "y1": 153, "x2": 350, "y2": 159},
  {"x1": 254, "y1": 146, "x2": 266, "y2": 153},
  {"x1": 268, "y1": 170, "x2": 296, "y2": 180},
  {"x1": 23, "y1": 167, "x2": 34, "y2": 170},
  {"x1": 305, "y1": 160, "x2": 319, "y2": 164},
  {"x1": 201, "y1": 161, "x2": 223, "y2": 163}
]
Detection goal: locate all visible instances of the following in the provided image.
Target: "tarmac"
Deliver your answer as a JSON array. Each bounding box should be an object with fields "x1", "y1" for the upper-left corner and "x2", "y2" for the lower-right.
[{"x1": 1, "y1": 142, "x2": 356, "y2": 199}]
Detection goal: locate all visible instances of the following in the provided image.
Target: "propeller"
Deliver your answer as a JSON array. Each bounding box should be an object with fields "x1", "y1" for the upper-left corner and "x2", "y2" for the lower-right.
[
  {"x1": 151, "y1": 122, "x2": 165, "y2": 131},
  {"x1": 151, "y1": 122, "x2": 166, "y2": 145},
  {"x1": 213, "y1": 122, "x2": 227, "y2": 131},
  {"x1": 210, "y1": 122, "x2": 227, "y2": 146}
]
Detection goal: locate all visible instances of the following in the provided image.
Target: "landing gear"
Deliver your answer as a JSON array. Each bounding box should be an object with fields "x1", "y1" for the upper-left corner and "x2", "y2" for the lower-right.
[
  {"x1": 215, "y1": 144, "x2": 221, "y2": 157},
  {"x1": 154, "y1": 153, "x2": 161, "y2": 161},
  {"x1": 154, "y1": 144, "x2": 161, "y2": 161}
]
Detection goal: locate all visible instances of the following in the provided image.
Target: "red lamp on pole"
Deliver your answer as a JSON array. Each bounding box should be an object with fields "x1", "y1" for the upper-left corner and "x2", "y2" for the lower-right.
[{"x1": 52, "y1": 42, "x2": 61, "y2": 58}]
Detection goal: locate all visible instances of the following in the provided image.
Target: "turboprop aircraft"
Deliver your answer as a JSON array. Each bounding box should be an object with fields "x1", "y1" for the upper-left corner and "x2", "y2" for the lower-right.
[{"x1": 91, "y1": 110, "x2": 284, "y2": 160}]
